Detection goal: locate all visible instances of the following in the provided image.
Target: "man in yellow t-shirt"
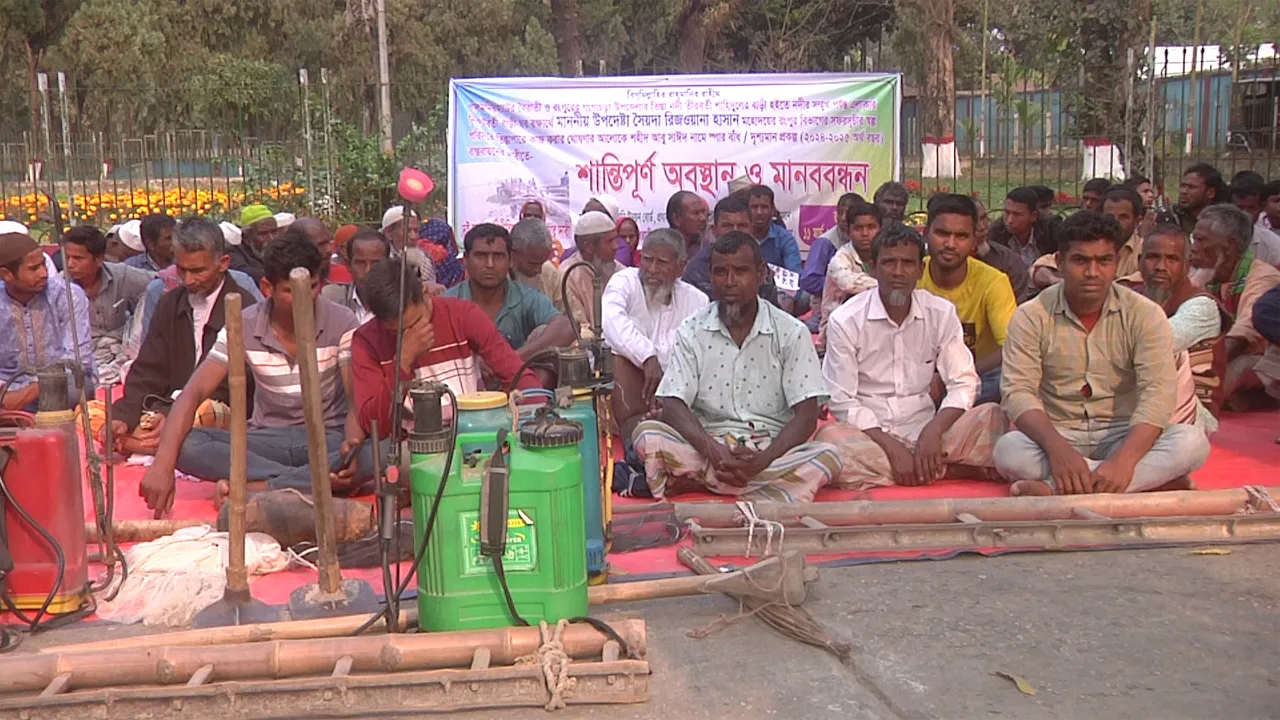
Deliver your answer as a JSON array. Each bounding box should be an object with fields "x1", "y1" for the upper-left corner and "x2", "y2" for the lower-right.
[{"x1": 918, "y1": 194, "x2": 1018, "y2": 404}]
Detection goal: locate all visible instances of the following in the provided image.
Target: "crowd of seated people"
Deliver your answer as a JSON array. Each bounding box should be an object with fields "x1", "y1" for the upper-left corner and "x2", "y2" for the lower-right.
[{"x1": 3, "y1": 161, "x2": 1278, "y2": 518}]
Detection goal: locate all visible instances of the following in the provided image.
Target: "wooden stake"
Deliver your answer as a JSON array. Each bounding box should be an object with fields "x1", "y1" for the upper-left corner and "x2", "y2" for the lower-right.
[
  {"x1": 225, "y1": 292, "x2": 249, "y2": 595},
  {"x1": 289, "y1": 268, "x2": 340, "y2": 595}
]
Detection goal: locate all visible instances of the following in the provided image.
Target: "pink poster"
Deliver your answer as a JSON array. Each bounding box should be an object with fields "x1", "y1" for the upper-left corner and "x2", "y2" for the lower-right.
[{"x1": 797, "y1": 203, "x2": 836, "y2": 254}]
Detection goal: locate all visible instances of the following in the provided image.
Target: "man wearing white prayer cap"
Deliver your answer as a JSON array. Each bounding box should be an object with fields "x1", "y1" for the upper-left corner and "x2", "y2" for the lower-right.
[
  {"x1": 219, "y1": 221, "x2": 242, "y2": 246},
  {"x1": 556, "y1": 210, "x2": 623, "y2": 335},
  {"x1": 380, "y1": 205, "x2": 436, "y2": 291},
  {"x1": 117, "y1": 219, "x2": 145, "y2": 257},
  {"x1": 0, "y1": 220, "x2": 29, "y2": 236}
]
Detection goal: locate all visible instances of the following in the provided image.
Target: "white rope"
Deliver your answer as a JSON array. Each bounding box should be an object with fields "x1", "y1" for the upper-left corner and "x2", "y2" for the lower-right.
[
  {"x1": 515, "y1": 619, "x2": 575, "y2": 711},
  {"x1": 1245, "y1": 485, "x2": 1280, "y2": 513},
  {"x1": 735, "y1": 501, "x2": 784, "y2": 558},
  {"x1": 94, "y1": 525, "x2": 290, "y2": 627}
]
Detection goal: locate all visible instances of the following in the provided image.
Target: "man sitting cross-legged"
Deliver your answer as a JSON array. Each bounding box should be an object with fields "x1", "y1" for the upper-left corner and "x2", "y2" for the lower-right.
[
  {"x1": 1134, "y1": 224, "x2": 1230, "y2": 434},
  {"x1": 632, "y1": 231, "x2": 842, "y2": 503},
  {"x1": 347, "y1": 259, "x2": 542, "y2": 439},
  {"x1": 602, "y1": 228, "x2": 709, "y2": 459},
  {"x1": 1189, "y1": 204, "x2": 1280, "y2": 410},
  {"x1": 992, "y1": 211, "x2": 1211, "y2": 496},
  {"x1": 918, "y1": 193, "x2": 1017, "y2": 406},
  {"x1": 814, "y1": 223, "x2": 1008, "y2": 489},
  {"x1": 105, "y1": 219, "x2": 258, "y2": 456},
  {"x1": 139, "y1": 233, "x2": 379, "y2": 516}
]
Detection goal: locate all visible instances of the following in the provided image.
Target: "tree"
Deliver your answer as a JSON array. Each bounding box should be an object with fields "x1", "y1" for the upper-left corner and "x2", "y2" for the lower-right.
[
  {"x1": 0, "y1": 0, "x2": 81, "y2": 148},
  {"x1": 549, "y1": 0, "x2": 583, "y2": 76},
  {"x1": 916, "y1": 0, "x2": 959, "y2": 177},
  {"x1": 52, "y1": 0, "x2": 169, "y2": 137}
]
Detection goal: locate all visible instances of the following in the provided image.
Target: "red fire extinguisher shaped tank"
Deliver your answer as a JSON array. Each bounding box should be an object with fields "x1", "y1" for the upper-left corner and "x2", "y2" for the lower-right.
[{"x1": 0, "y1": 426, "x2": 88, "y2": 613}]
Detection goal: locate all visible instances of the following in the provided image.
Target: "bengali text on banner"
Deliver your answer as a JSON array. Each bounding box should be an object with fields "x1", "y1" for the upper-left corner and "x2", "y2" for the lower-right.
[{"x1": 448, "y1": 73, "x2": 900, "y2": 253}]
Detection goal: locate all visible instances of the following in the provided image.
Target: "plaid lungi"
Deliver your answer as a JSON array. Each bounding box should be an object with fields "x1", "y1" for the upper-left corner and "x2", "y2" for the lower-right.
[
  {"x1": 814, "y1": 403, "x2": 1008, "y2": 489},
  {"x1": 631, "y1": 420, "x2": 841, "y2": 503}
]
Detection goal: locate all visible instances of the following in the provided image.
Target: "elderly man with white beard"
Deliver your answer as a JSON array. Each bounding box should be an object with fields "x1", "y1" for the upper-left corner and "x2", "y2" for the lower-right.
[
  {"x1": 1189, "y1": 204, "x2": 1280, "y2": 408},
  {"x1": 814, "y1": 223, "x2": 1008, "y2": 489},
  {"x1": 602, "y1": 228, "x2": 710, "y2": 462},
  {"x1": 1133, "y1": 225, "x2": 1230, "y2": 433}
]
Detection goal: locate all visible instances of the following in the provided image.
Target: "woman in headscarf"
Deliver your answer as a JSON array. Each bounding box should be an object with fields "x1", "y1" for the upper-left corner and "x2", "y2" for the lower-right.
[
  {"x1": 616, "y1": 216, "x2": 641, "y2": 267},
  {"x1": 418, "y1": 217, "x2": 466, "y2": 288},
  {"x1": 520, "y1": 201, "x2": 545, "y2": 221}
]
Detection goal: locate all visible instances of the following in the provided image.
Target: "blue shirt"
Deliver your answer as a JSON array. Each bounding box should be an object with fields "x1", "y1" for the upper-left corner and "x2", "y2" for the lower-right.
[
  {"x1": 759, "y1": 222, "x2": 802, "y2": 274},
  {"x1": 444, "y1": 277, "x2": 560, "y2": 350},
  {"x1": 0, "y1": 275, "x2": 96, "y2": 391},
  {"x1": 801, "y1": 237, "x2": 837, "y2": 296},
  {"x1": 682, "y1": 241, "x2": 781, "y2": 308},
  {"x1": 125, "y1": 252, "x2": 162, "y2": 272}
]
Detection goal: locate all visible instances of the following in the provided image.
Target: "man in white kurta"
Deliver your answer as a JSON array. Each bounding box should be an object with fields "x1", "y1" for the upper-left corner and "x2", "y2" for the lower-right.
[
  {"x1": 814, "y1": 227, "x2": 1008, "y2": 489},
  {"x1": 602, "y1": 228, "x2": 709, "y2": 445}
]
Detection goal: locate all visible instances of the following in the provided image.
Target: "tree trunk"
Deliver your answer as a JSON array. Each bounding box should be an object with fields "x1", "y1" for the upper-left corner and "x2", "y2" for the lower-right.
[
  {"x1": 920, "y1": 0, "x2": 959, "y2": 178},
  {"x1": 26, "y1": 41, "x2": 42, "y2": 159},
  {"x1": 549, "y1": 0, "x2": 583, "y2": 77},
  {"x1": 675, "y1": 0, "x2": 707, "y2": 73},
  {"x1": 1077, "y1": 0, "x2": 1150, "y2": 179}
]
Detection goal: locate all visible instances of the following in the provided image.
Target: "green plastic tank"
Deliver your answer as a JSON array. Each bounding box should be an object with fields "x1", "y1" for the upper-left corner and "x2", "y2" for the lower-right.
[
  {"x1": 410, "y1": 414, "x2": 589, "y2": 632},
  {"x1": 454, "y1": 391, "x2": 512, "y2": 456}
]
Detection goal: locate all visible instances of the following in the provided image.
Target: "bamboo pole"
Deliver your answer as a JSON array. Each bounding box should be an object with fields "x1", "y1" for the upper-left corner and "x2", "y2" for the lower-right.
[
  {"x1": 39, "y1": 610, "x2": 419, "y2": 655},
  {"x1": 658, "y1": 487, "x2": 1280, "y2": 528},
  {"x1": 87, "y1": 491, "x2": 375, "y2": 546},
  {"x1": 5, "y1": 620, "x2": 646, "y2": 694},
  {"x1": 46, "y1": 571, "x2": 760, "y2": 655},
  {"x1": 225, "y1": 292, "x2": 249, "y2": 597},
  {"x1": 587, "y1": 575, "x2": 713, "y2": 605},
  {"x1": 289, "y1": 268, "x2": 342, "y2": 595},
  {"x1": 88, "y1": 519, "x2": 207, "y2": 543}
]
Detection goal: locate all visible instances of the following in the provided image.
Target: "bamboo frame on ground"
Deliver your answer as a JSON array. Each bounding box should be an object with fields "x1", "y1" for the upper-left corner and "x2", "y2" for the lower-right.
[
  {"x1": 2, "y1": 620, "x2": 647, "y2": 695},
  {"x1": 619, "y1": 486, "x2": 1280, "y2": 528}
]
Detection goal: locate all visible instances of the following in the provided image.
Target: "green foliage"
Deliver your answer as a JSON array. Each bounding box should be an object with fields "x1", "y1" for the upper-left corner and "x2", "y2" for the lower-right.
[
  {"x1": 241, "y1": 121, "x2": 445, "y2": 223},
  {"x1": 189, "y1": 55, "x2": 299, "y2": 139}
]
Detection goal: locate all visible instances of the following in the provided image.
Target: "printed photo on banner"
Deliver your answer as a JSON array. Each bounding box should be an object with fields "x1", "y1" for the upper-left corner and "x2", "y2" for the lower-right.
[{"x1": 447, "y1": 73, "x2": 901, "y2": 256}]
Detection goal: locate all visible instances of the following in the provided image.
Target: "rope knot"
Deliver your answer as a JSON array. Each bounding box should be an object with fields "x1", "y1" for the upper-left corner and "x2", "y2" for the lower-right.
[{"x1": 515, "y1": 619, "x2": 575, "y2": 711}]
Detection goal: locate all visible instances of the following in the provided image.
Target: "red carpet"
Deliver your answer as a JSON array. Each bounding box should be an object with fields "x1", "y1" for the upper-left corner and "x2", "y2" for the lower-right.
[{"x1": 66, "y1": 411, "x2": 1278, "y2": 608}]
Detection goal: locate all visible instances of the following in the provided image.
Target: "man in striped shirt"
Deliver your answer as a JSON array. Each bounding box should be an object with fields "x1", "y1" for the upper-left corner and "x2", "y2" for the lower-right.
[
  {"x1": 346, "y1": 259, "x2": 541, "y2": 440},
  {"x1": 140, "y1": 233, "x2": 376, "y2": 515}
]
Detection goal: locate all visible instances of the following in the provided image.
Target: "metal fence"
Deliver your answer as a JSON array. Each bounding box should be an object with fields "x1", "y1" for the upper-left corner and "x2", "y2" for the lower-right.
[
  {"x1": 0, "y1": 73, "x2": 449, "y2": 234},
  {"x1": 2, "y1": 59, "x2": 1277, "y2": 235},
  {"x1": 900, "y1": 53, "x2": 1280, "y2": 211}
]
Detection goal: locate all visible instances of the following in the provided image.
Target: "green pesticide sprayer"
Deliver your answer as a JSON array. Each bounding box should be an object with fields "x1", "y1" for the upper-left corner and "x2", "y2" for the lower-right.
[{"x1": 407, "y1": 384, "x2": 589, "y2": 632}]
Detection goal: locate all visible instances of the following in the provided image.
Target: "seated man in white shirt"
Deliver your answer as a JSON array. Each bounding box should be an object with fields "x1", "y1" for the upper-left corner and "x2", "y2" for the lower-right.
[
  {"x1": 602, "y1": 227, "x2": 710, "y2": 450},
  {"x1": 815, "y1": 223, "x2": 1008, "y2": 489}
]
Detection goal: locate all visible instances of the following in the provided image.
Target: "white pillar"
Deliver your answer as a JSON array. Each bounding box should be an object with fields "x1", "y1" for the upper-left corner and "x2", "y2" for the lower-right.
[
  {"x1": 922, "y1": 136, "x2": 961, "y2": 179},
  {"x1": 1081, "y1": 139, "x2": 1126, "y2": 181}
]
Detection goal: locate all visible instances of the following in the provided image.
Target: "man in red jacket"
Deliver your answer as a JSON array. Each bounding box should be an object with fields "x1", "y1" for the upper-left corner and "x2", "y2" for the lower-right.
[{"x1": 345, "y1": 259, "x2": 542, "y2": 439}]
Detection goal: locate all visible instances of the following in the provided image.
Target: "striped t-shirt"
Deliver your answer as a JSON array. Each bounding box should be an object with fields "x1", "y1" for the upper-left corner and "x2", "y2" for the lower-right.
[{"x1": 208, "y1": 297, "x2": 358, "y2": 429}]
